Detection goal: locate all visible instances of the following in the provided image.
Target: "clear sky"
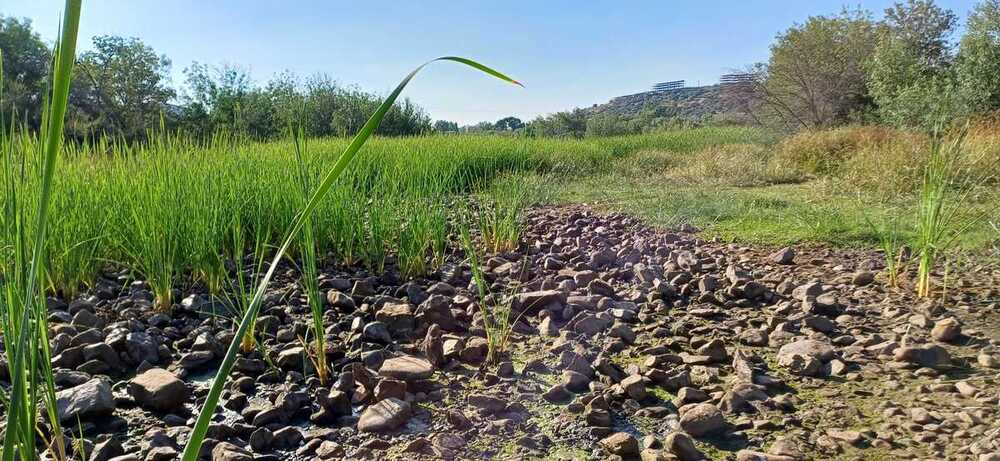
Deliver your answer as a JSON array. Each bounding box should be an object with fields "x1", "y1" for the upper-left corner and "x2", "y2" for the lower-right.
[{"x1": 2, "y1": 0, "x2": 982, "y2": 124}]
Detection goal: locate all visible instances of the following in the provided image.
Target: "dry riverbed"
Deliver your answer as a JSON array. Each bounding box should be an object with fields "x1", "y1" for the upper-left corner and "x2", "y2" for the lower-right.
[{"x1": 17, "y1": 205, "x2": 1000, "y2": 461}]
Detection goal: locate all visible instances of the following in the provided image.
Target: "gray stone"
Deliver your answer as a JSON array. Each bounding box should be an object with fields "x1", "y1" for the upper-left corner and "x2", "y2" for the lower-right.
[
  {"x1": 378, "y1": 356, "x2": 434, "y2": 381},
  {"x1": 128, "y1": 368, "x2": 188, "y2": 412},
  {"x1": 679, "y1": 403, "x2": 725, "y2": 437},
  {"x1": 56, "y1": 378, "x2": 114, "y2": 422},
  {"x1": 357, "y1": 398, "x2": 411, "y2": 432}
]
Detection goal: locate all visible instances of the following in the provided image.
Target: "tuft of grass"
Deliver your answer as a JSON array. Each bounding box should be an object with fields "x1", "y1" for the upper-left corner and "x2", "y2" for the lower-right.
[
  {"x1": 224, "y1": 211, "x2": 270, "y2": 354},
  {"x1": 473, "y1": 173, "x2": 546, "y2": 253},
  {"x1": 866, "y1": 214, "x2": 907, "y2": 288},
  {"x1": 914, "y1": 127, "x2": 996, "y2": 298},
  {"x1": 290, "y1": 127, "x2": 328, "y2": 384},
  {"x1": 459, "y1": 220, "x2": 523, "y2": 366}
]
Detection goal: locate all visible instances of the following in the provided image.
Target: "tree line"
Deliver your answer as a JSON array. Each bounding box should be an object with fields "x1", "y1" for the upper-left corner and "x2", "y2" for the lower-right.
[
  {"x1": 5, "y1": 0, "x2": 998, "y2": 140},
  {"x1": 0, "y1": 16, "x2": 431, "y2": 141},
  {"x1": 731, "y1": 0, "x2": 1000, "y2": 131},
  {"x1": 448, "y1": 0, "x2": 1000, "y2": 138}
]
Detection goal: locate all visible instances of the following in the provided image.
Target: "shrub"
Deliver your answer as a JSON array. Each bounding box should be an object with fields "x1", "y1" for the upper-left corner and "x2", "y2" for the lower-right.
[{"x1": 672, "y1": 143, "x2": 802, "y2": 186}]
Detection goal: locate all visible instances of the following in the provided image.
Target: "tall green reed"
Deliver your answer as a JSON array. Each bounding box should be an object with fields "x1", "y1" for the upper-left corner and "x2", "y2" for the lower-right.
[
  {"x1": 290, "y1": 128, "x2": 329, "y2": 384},
  {"x1": 1, "y1": 1, "x2": 81, "y2": 459},
  {"x1": 915, "y1": 127, "x2": 996, "y2": 298}
]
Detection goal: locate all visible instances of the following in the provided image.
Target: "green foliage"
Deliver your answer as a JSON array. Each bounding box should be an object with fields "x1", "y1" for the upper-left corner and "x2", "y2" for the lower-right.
[
  {"x1": 0, "y1": 15, "x2": 51, "y2": 128},
  {"x1": 956, "y1": 0, "x2": 1000, "y2": 111},
  {"x1": 867, "y1": 0, "x2": 965, "y2": 128},
  {"x1": 527, "y1": 108, "x2": 588, "y2": 138},
  {"x1": 459, "y1": 223, "x2": 521, "y2": 365},
  {"x1": 914, "y1": 128, "x2": 995, "y2": 297},
  {"x1": 71, "y1": 36, "x2": 176, "y2": 139},
  {"x1": 757, "y1": 8, "x2": 877, "y2": 129},
  {"x1": 178, "y1": 65, "x2": 431, "y2": 140},
  {"x1": 433, "y1": 119, "x2": 459, "y2": 132}
]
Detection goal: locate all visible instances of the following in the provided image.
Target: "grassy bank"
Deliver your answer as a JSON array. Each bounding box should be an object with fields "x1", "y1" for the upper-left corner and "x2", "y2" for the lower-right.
[
  {"x1": 2, "y1": 122, "x2": 996, "y2": 307},
  {"x1": 0, "y1": 126, "x2": 764, "y2": 303},
  {"x1": 557, "y1": 123, "x2": 1000, "y2": 252}
]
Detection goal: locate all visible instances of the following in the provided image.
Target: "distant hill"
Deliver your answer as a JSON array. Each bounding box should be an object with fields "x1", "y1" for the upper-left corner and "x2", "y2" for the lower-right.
[{"x1": 585, "y1": 84, "x2": 730, "y2": 121}]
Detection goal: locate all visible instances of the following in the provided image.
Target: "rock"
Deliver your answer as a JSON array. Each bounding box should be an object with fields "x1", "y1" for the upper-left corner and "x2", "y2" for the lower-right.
[
  {"x1": 424, "y1": 324, "x2": 445, "y2": 368},
  {"x1": 930, "y1": 318, "x2": 961, "y2": 342},
  {"x1": 468, "y1": 394, "x2": 506, "y2": 414},
  {"x1": 362, "y1": 321, "x2": 392, "y2": 344},
  {"x1": 769, "y1": 247, "x2": 795, "y2": 264},
  {"x1": 357, "y1": 398, "x2": 411, "y2": 432},
  {"x1": 599, "y1": 432, "x2": 639, "y2": 457},
  {"x1": 378, "y1": 356, "x2": 434, "y2": 381},
  {"x1": 679, "y1": 403, "x2": 725, "y2": 437},
  {"x1": 826, "y1": 428, "x2": 864, "y2": 446},
  {"x1": 621, "y1": 374, "x2": 647, "y2": 400},
  {"x1": 128, "y1": 368, "x2": 188, "y2": 412},
  {"x1": 55, "y1": 378, "x2": 114, "y2": 422},
  {"x1": 894, "y1": 344, "x2": 951, "y2": 369},
  {"x1": 376, "y1": 302, "x2": 415, "y2": 337},
  {"x1": 777, "y1": 339, "x2": 834, "y2": 376},
  {"x1": 415, "y1": 295, "x2": 458, "y2": 332},
  {"x1": 513, "y1": 290, "x2": 566, "y2": 313},
  {"x1": 460, "y1": 337, "x2": 488, "y2": 364},
  {"x1": 542, "y1": 384, "x2": 572, "y2": 403},
  {"x1": 326, "y1": 290, "x2": 355, "y2": 311},
  {"x1": 736, "y1": 450, "x2": 798, "y2": 461},
  {"x1": 664, "y1": 432, "x2": 703, "y2": 461},
  {"x1": 851, "y1": 271, "x2": 875, "y2": 286},
  {"x1": 563, "y1": 370, "x2": 591, "y2": 393},
  {"x1": 212, "y1": 442, "x2": 252, "y2": 461},
  {"x1": 276, "y1": 346, "x2": 306, "y2": 370}
]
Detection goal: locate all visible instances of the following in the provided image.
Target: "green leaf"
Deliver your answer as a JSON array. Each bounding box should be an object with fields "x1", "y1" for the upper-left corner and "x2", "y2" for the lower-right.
[{"x1": 179, "y1": 56, "x2": 520, "y2": 461}]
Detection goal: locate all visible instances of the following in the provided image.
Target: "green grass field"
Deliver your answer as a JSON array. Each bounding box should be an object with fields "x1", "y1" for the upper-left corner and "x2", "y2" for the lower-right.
[
  {"x1": 2, "y1": 127, "x2": 772, "y2": 303},
  {"x1": 3, "y1": 124, "x2": 998, "y2": 307}
]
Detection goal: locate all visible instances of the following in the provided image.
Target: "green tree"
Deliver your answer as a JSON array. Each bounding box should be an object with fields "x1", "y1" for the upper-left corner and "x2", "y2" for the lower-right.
[
  {"x1": 494, "y1": 116, "x2": 524, "y2": 131},
  {"x1": 753, "y1": 9, "x2": 877, "y2": 129},
  {"x1": 0, "y1": 16, "x2": 51, "y2": 128},
  {"x1": 74, "y1": 35, "x2": 176, "y2": 139},
  {"x1": 433, "y1": 120, "x2": 459, "y2": 132},
  {"x1": 883, "y1": 0, "x2": 957, "y2": 70},
  {"x1": 528, "y1": 109, "x2": 587, "y2": 138},
  {"x1": 956, "y1": 0, "x2": 1000, "y2": 112},
  {"x1": 868, "y1": 0, "x2": 963, "y2": 127}
]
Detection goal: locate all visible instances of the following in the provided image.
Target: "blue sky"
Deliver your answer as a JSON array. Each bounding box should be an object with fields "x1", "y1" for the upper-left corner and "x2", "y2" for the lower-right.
[{"x1": 3, "y1": 0, "x2": 982, "y2": 124}]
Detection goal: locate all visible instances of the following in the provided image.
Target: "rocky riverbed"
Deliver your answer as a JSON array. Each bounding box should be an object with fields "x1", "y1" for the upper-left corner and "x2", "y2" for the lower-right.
[{"x1": 9, "y1": 205, "x2": 1000, "y2": 460}]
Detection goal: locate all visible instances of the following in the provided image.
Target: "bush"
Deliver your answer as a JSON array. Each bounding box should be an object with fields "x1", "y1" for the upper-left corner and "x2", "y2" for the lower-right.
[
  {"x1": 773, "y1": 123, "x2": 999, "y2": 197},
  {"x1": 672, "y1": 143, "x2": 802, "y2": 186},
  {"x1": 773, "y1": 126, "x2": 900, "y2": 174}
]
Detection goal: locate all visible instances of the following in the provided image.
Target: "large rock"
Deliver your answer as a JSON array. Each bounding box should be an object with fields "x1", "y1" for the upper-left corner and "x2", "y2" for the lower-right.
[
  {"x1": 894, "y1": 344, "x2": 951, "y2": 369},
  {"x1": 679, "y1": 403, "x2": 726, "y2": 437},
  {"x1": 931, "y1": 318, "x2": 961, "y2": 343},
  {"x1": 212, "y1": 442, "x2": 252, "y2": 461},
  {"x1": 378, "y1": 356, "x2": 434, "y2": 381},
  {"x1": 376, "y1": 302, "x2": 415, "y2": 337},
  {"x1": 128, "y1": 368, "x2": 188, "y2": 412},
  {"x1": 357, "y1": 398, "x2": 411, "y2": 432},
  {"x1": 56, "y1": 378, "x2": 114, "y2": 422},
  {"x1": 664, "y1": 432, "x2": 703, "y2": 461},
  {"x1": 513, "y1": 290, "x2": 566, "y2": 313},
  {"x1": 599, "y1": 432, "x2": 639, "y2": 457},
  {"x1": 777, "y1": 339, "x2": 835, "y2": 376}
]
